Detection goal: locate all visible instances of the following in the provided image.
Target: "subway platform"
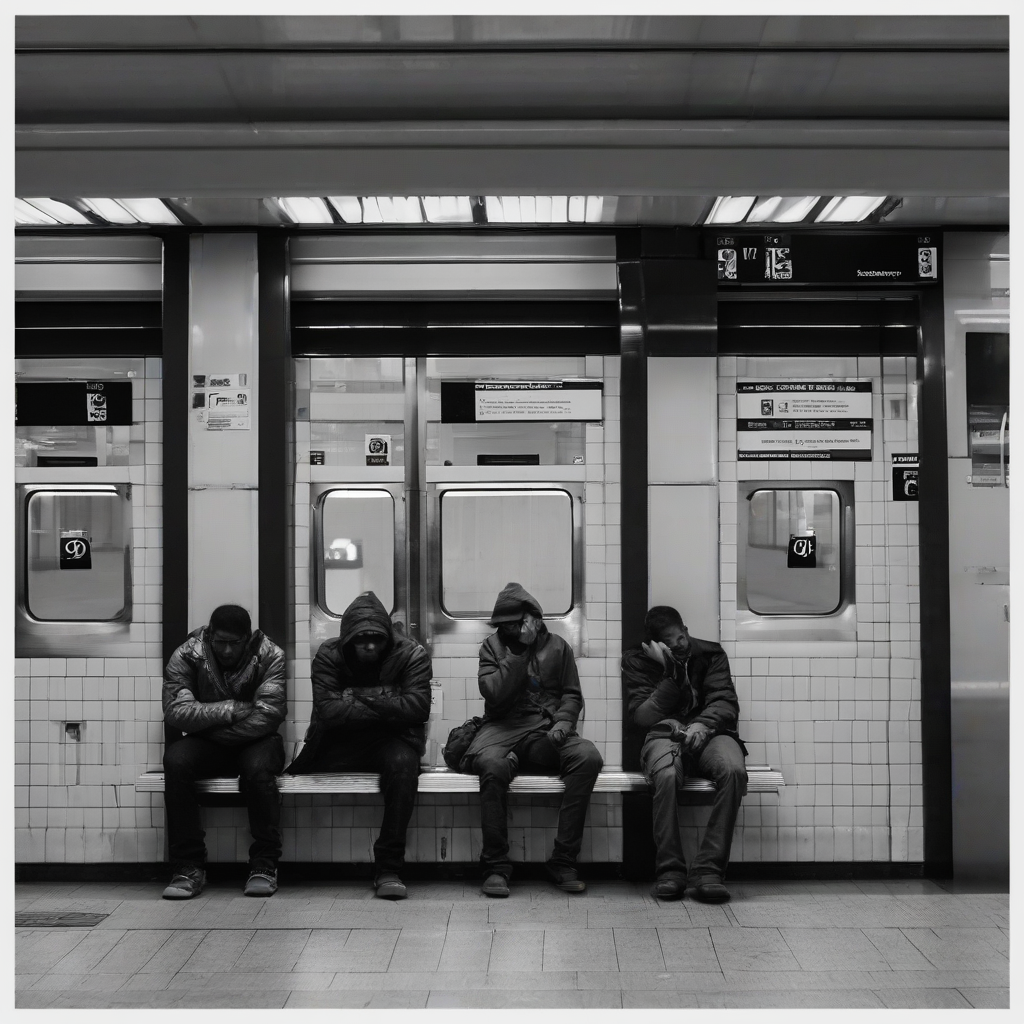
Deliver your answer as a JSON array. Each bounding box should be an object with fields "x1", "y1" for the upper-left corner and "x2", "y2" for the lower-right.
[{"x1": 15, "y1": 877, "x2": 1009, "y2": 1009}]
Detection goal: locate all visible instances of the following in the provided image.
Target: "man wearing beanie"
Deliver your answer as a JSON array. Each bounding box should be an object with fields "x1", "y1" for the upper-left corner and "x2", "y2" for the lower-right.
[
  {"x1": 162, "y1": 604, "x2": 287, "y2": 899},
  {"x1": 287, "y1": 591, "x2": 431, "y2": 900},
  {"x1": 621, "y1": 605, "x2": 748, "y2": 904},
  {"x1": 463, "y1": 582, "x2": 603, "y2": 897}
]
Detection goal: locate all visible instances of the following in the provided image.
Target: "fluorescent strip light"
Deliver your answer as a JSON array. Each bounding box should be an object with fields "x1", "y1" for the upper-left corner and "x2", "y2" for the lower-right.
[
  {"x1": 519, "y1": 195, "x2": 537, "y2": 222},
  {"x1": 568, "y1": 196, "x2": 586, "y2": 222},
  {"x1": 535, "y1": 196, "x2": 552, "y2": 222},
  {"x1": 815, "y1": 196, "x2": 886, "y2": 223},
  {"x1": 115, "y1": 198, "x2": 181, "y2": 225},
  {"x1": 423, "y1": 196, "x2": 473, "y2": 223},
  {"x1": 23, "y1": 198, "x2": 92, "y2": 225},
  {"x1": 484, "y1": 196, "x2": 504, "y2": 223},
  {"x1": 706, "y1": 196, "x2": 757, "y2": 224},
  {"x1": 277, "y1": 197, "x2": 333, "y2": 224},
  {"x1": 361, "y1": 197, "x2": 383, "y2": 224},
  {"x1": 81, "y1": 198, "x2": 138, "y2": 224},
  {"x1": 585, "y1": 196, "x2": 604, "y2": 223},
  {"x1": 16, "y1": 198, "x2": 58, "y2": 225},
  {"x1": 500, "y1": 196, "x2": 522, "y2": 223},
  {"x1": 396, "y1": 196, "x2": 424, "y2": 223},
  {"x1": 376, "y1": 197, "x2": 398, "y2": 223},
  {"x1": 746, "y1": 196, "x2": 822, "y2": 224},
  {"x1": 328, "y1": 196, "x2": 363, "y2": 224},
  {"x1": 550, "y1": 196, "x2": 568, "y2": 223}
]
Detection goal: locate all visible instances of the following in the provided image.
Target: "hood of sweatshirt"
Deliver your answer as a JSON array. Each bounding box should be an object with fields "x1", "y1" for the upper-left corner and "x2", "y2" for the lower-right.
[{"x1": 487, "y1": 581, "x2": 544, "y2": 625}]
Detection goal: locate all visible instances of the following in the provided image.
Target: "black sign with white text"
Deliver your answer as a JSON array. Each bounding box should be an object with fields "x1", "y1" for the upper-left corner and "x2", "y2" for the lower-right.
[
  {"x1": 892, "y1": 453, "x2": 919, "y2": 501},
  {"x1": 787, "y1": 535, "x2": 817, "y2": 568},
  {"x1": 60, "y1": 535, "x2": 92, "y2": 570},
  {"x1": 16, "y1": 381, "x2": 134, "y2": 426}
]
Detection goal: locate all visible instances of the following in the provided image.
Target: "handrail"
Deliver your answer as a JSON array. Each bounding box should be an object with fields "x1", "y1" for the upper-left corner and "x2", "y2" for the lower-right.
[{"x1": 999, "y1": 410, "x2": 1008, "y2": 487}]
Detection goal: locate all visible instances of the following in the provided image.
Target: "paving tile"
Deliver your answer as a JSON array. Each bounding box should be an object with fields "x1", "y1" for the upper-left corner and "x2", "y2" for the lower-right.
[
  {"x1": 542, "y1": 927, "x2": 617, "y2": 972},
  {"x1": 730, "y1": 904, "x2": 833, "y2": 928},
  {"x1": 50, "y1": 929, "x2": 127, "y2": 974},
  {"x1": 930, "y1": 926, "x2": 1009, "y2": 956},
  {"x1": 287, "y1": 990, "x2": 430, "y2": 1008},
  {"x1": 29, "y1": 973, "x2": 133, "y2": 992},
  {"x1": 577, "y1": 971, "x2": 725, "y2": 991},
  {"x1": 232, "y1": 929, "x2": 312, "y2": 973},
  {"x1": 860, "y1": 927, "x2": 934, "y2": 970},
  {"x1": 585, "y1": 909, "x2": 669, "y2": 929},
  {"x1": 117, "y1": 973, "x2": 176, "y2": 991},
  {"x1": 875, "y1": 987, "x2": 972, "y2": 1008},
  {"x1": 901, "y1": 927, "x2": 1009, "y2": 970},
  {"x1": 17, "y1": 897, "x2": 125, "y2": 914},
  {"x1": 179, "y1": 930, "x2": 255, "y2": 972},
  {"x1": 697, "y1": 989, "x2": 885, "y2": 1008},
  {"x1": 294, "y1": 928, "x2": 398, "y2": 973},
  {"x1": 15, "y1": 992, "x2": 60, "y2": 1009},
  {"x1": 33, "y1": 989, "x2": 292, "y2": 1009},
  {"x1": 612, "y1": 928, "x2": 666, "y2": 972},
  {"x1": 778, "y1": 928, "x2": 889, "y2": 972},
  {"x1": 622, "y1": 990, "x2": 700, "y2": 1007},
  {"x1": 488, "y1": 928, "x2": 544, "y2": 972},
  {"x1": 190, "y1": 972, "x2": 335, "y2": 991},
  {"x1": 137, "y1": 931, "x2": 208, "y2": 973},
  {"x1": 16, "y1": 929, "x2": 90, "y2": 974},
  {"x1": 957, "y1": 987, "x2": 1010, "y2": 1008},
  {"x1": 327, "y1": 971, "x2": 578, "y2": 991},
  {"x1": 865, "y1": 969, "x2": 1009, "y2": 989},
  {"x1": 656, "y1": 928, "x2": 721, "y2": 972},
  {"x1": 92, "y1": 930, "x2": 175, "y2": 975},
  {"x1": 679, "y1": 901, "x2": 735, "y2": 926},
  {"x1": 437, "y1": 928, "x2": 494, "y2": 972},
  {"x1": 709, "y1": 928, "x2": 802, "y2": 972},
  {"x1": 426, "y1": 990, "x2": 623, "y2": 1008},
  {"x1": 386, "y1": 927, "x2": 447, "y2": 972}
]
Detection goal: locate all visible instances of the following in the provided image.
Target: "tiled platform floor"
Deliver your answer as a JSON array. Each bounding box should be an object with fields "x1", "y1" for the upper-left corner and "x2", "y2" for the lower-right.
[{"x1": 15, "y1": 878, "x2": 1009, "y2": 1009}]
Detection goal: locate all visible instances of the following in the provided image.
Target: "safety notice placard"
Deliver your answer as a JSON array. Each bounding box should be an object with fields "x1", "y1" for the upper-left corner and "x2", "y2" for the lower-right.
[
  {"x1": 737, "y1": 379, "x2": 873, "y2": 460},
  {"x1": 441, "y1": 380, "x2": 603, "y2": 422}
]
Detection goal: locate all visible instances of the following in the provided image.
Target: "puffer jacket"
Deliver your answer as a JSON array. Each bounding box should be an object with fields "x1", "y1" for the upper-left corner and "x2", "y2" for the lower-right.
[
  {"x1": 163, "y1": 627, "x2": 286, "y2": 747},
  {"x1": 621, "y1": 635, "x2": 746, "y2": 750},
  {"x1": 478, "y1": 584, "x2": 583, "y2": 727},
  {"x1": 287, "y1": 591, "x2": 432, "y2": 771}
]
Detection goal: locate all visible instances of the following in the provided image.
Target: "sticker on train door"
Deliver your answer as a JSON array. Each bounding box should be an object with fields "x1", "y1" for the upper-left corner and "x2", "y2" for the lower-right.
[
  {"x1": 60, "y1": 534, "x2": 92, "y2": 569},
  {"x1": 365, "y1": 434, "x2": 391, "y2": 466},
  {"x1": 787, "y1": 534, "x2": 816, "y2": 568}
]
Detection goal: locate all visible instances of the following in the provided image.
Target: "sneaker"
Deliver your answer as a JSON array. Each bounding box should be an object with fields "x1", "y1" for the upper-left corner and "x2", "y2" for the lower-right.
[
  {"x1": 162, "y1": 865, "x2": 206, "y2": 900},
  {"x1": 482, "y1": 873, "x2": 510, "y2": 898},
  {"x1": 374, "y1": 873, "x2": 408, "y2": 901},
  {"x1": 243, "y1": 868, "x2": 278, "y2": 897},
  {"x1": 545, "y1": 862, "x2": 586, "y2": 893},
  {"x1": 651, "y1": 877, "x2": 684, "y2": 901},
  {"x1": 693, "y1": 881, "x2": 731, "y2": 903}
]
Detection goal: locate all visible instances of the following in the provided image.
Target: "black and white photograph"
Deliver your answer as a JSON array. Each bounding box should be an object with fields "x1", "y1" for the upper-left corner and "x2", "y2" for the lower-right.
[{"x1": 11, "y1": 9, "x2": 1010, "y2": 1011}]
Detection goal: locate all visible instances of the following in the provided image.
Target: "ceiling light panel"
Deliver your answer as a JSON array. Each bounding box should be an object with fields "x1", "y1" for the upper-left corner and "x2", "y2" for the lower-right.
[
  {"x1": 815, "y1": 196, "x2": 887, "y2": 223},
  {"x1": 746, "y1": 196, "x2": 822, "y2": 223},
  {"x1": 22, "y1": 198, "x2": 92, "y2": 225},
  {"x1": 277, "y1": 197, "x2": 333, "y2": 224},
  {"x1": 361, "y1": 197, "x2": 384, "y2": 224},
  {"x1": 585, "y1": 196, "x2": 604, "y2": 223},
  {"x1": 328, "y1": 196, "x2": 363, "y2": 224},
  {"x1": 112, "y1": 197, "x2": 182, "y2": 225},
  {"x1": 568, "y1": 196, "x2": 587, "y2": 222},
  {"x1": 81, "y1": 198, "x2": 138, "y2": 224},
  {"x1": 423, "y1": 196, "x2": 473, "y2": 223},
  {"x1": 15, "y1": 198, "x2": 58, "y2": 225},
  {"x1": 706, "y1": 196, "x2": 757, "y2": 224}
]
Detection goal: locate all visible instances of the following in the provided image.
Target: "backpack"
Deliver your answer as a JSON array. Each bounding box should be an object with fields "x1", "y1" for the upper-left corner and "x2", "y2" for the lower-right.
[{"x1": 442, "y1": 716, "x2": 485, "y2": 771}]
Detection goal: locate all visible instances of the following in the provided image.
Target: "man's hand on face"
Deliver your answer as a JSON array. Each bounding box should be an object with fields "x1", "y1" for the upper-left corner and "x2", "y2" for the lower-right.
[
  {"x1": 517, "y1": 612, "x2": 541, "y2": 646},
  {"x1": 548, "y1": 723, "x2": 570, "y2": 748},
  {"x1": 642, "y1": 640, "x2": 675, "y2": 673}
]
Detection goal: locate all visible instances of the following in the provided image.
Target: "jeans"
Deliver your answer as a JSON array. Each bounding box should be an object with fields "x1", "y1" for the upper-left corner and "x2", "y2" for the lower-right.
[
  {"x1": 640, "y1": 732, "x2": 747, "y2": 885},
  {"x1": 163, "y1": 732, "x2": 285, "y2": 872},
  {"x1": 307, "y1": 730, "x2": 421, "y2": 877},
  {"x1": 475, "y1": 731, "x2": 603, "y2": 879}
]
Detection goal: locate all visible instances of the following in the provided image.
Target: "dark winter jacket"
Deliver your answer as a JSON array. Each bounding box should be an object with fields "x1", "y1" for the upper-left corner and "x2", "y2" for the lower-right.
[
  {"x1": 163, "y1": 627, "x2": 286, "y2": 747},
  {"x1": 621, "y1": 636, "x2": 745, "y2": 750},
  {"x1": 287, "y1": 592, "x2": 432, "y2": 771},
  {"x1": 477, "y1": 584, "x2": 582, "y2": 727}
]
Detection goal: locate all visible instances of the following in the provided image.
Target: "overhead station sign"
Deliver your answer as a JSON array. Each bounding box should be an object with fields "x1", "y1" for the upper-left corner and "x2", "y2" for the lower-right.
[
  {"x1": 737, "y1": 379, "x2": 873, "y2": 461},
  {"x1": 441, "y1": 380, "x2": 603, "y2": 423}
]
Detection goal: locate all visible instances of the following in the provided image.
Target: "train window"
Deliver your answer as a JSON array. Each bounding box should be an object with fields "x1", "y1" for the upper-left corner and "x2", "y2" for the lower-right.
[
  {"x1": 25, "y1": 489, "x2": 129, "y2": 621},
  {"x1": 318, "y1": 489, "x2": 395, "y2": 615},
  {"x1": 745, "y1": 488, "x2": 842, "y2": 615},
  {"x1": 440, "y1": 488, "x2": 573, "y2": 617}
]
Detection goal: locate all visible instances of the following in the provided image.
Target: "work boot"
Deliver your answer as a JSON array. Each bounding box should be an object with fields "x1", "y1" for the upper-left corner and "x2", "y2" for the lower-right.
[
  {"x1": 693, "y1": 881, "x2": 731, "y2": 903},
  {"x1": 243, "y1": 868, "x2": 278, "y2": 897},
  {"x1": 374, "y1": 872, "x2": 408, "y2": 900},
  {"x1": 546, "y1": 861, "x2": 586, "y2": 893},
  {"x1": 651, "y1": 877, "x2": 684, "y2": 901},
  {"x1": 162, "y1": 865, "x2": 206, "y2": 900},
  {"x1": 482, "y1": 873, "x2": 510, "y2": 897}
]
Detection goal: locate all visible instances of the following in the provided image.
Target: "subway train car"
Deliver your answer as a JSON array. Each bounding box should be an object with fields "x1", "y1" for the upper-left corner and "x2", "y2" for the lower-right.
[{"x1": 13, "y1": 15, "x2": 1009, "y2": 887}]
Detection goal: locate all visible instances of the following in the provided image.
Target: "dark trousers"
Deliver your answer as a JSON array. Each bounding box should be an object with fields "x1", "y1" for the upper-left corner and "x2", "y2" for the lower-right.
[
  {"x1": 475, "y1": 731, "x2": 603, "y2": 879},
  {"x1": 308, "y1": 731, "x2": 421, "y2": 876},
  {"x1": 640, "y1": 732, "x2": 747, "y2": 885},
  {"x1": 163, "y1": 732, "x2": 285, "y2": 872}
]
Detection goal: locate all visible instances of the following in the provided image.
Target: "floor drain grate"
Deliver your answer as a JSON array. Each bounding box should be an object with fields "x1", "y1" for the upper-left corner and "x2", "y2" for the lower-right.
[{"x1": 16, "y1": 911, "x2": 110, "y2": 928}]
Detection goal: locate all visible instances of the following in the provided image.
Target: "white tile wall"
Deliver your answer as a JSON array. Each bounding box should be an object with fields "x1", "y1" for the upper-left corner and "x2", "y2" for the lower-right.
[{"x1": 15, "y1": 358, "x2": 166, "y2": 863}]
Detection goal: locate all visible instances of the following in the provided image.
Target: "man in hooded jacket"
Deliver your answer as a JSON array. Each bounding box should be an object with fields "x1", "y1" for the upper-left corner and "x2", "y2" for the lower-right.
[
  {"x1": 287, "y1": 591, "x2": 431, "y2": 900},
  {"x1": 621, "y1": 605, "x2": 748, "y2": 903},
  {"x1": 463, "y1": 582, "x2": 603, "y2": 897},
  {"x1": 162, "y1": 604, "x2": 287, "y2": 899}
]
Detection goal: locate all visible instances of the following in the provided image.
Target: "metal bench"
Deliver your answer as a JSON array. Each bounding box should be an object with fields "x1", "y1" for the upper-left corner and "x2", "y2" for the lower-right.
[{"x1": 135, "y1": 765, "x2": 785, "y2": 795}]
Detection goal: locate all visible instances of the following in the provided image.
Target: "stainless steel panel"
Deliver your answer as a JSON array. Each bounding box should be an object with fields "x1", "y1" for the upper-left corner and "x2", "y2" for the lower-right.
[
  {"x1": 427, "y1": 480, "x2": 585, "y2": 655},
  {"x1": 736, "y1": 479, "x2": 856, "y2": 642},
  {"x1": 15, "y1": 483, "x2": 133, "y2": 656}
]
